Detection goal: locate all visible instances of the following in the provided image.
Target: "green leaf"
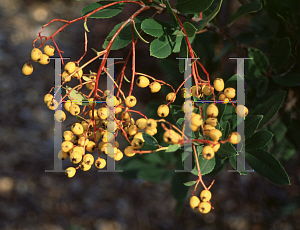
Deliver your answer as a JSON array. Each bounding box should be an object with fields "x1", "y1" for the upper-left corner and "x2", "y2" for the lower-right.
[
  {"x1": 142, "y1": 133, "x2": 159, "y2": 146},
  {"x1": 183, "y1": 181, "x2": 197, "y2": 186},
  {"x1": 175, "y1": 0, "x2": 214, "y2": 14},
  {"x1": 193, "y1": 0, "x2": 223, "y2": 31},
  {"x1": 272, "y1": 73, "x2": 300, "y2": 87},
  {"x1": 141, "y1": 18, "x2": 171, "y2": 37},
  {"x1": 183, "y1": 22, "x2": 197, "y2": 37},
  {"x1": 172, "y1": 34, "x2": 184, "y2": 53},
  {"x1": 166, "y1": 144, "x2": 180, "y2": 153},
  {"x1": 245, "y1": 130, "x2": 273, "y2": 150},
  {"x1": 164, "y1": 0, "x2": 180, "y2": 26},
  {"x1": 246, "y1": 149, "x2": 290, "y2": 185},
  {"x1": 102, "y1": 16, "x2": 144, "y2": 50},
  {"x1": 245, "y1": 115, "x2": 263, "y2": 139},
  {"x1": 150, "y1": 35, "x2": 176, "y2": 58},
  {"x1": 179, "y1": 38, "x2": 188, "y2": 73},
  {"x1": 81, "y1": 1, "x2": 124, "y2": 19},
  {"x1": 256, "y1": 77, "x2": 269, "y2": 97},
  {"x1": 228, "y1": 3, "x2": 262, "y2": 27},
  {"x1": 197, "y1": 145, "x2": 216, "y2": 175},
  {"x1": 176, "y1": 118, "x2": 185, "y2": 129},
  {"x1": 216, "y1": 142, "x2": 237, "y2": 159},
  {"x1": 270, "y1": 37, "x2": 291, "y2": 70},
  {"x1": 248, "y1": 48, "x2": 269, "y2": 73},
  {"x1": 254, "y1": 90, "x2": 286, "y2": 129},
  {"x1": 66, "y1": 86, "x2": 89, "y2": 106}
]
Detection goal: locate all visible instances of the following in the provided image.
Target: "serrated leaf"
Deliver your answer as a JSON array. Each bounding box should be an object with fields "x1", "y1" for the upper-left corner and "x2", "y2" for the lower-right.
[
  {"x1": 245, "y1": 115, "x2": 263, "y2": 139},
  {"x1": 228, "y1": 3, "x2": 262, "y2": 27},
  {"x1": 81, "y1": 1, "x2": 125, "y2": 19},
  {"x1": 254, "y1": 90, "x2": 286, "y2": 129},
  {"x1": 142, "y1": 133, "x2": 159, "y2": 146},
  {"x1": 270, "y1": 37, "x2": 291, "y2": 70},
  {"x1": 175, "y1": 0, "x2": 214, "y2": 14},
  {"x1": 193, "y1": 0, "x2": 223, "y2": 31},
  {"x1": 216, "y1": 142, "x2": 237, "y2": 159},
  {"x1": 150, "y1": 35, "x2": 176, "y2": 58},
  {"x1": 272, "y1": 73, "x2": 300, "y2": 87},
  {"x1": 183, "y1": 181, "x2": 197, "y2": 186},
  {"x1": 166, "y1": 144, "x2": 180, "y2": 153},
  {"x1": 248, "y1": 47, "x2": 269, "y2": 73},
  {"x1": 246, "y1": 149, "x2": 290, "y2": 185},
  {"x1": 245, "y1": 130, "x2": 273, "y2": 150}
]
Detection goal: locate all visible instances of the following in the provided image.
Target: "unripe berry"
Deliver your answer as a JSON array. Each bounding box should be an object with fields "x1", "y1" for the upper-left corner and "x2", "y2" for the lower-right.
[
  {"x1": 213, "y1": 78, "x2": 224, "y2": 91},
  {"x1": 85, "y1": 141, "x2": 96, "y2": 152},
  {"x1": 157, "y1": 104, "x2": 169, "y2": 117},
  {"x1": 44, "y1": 45, "x2": 55, "y2": 56},
  {"x1": 202, "y1": 146, "x2": 215, "y2": 160},
  {"x1": 208, "y1": 129, "x2": 222, "y2": 141},
  {"x1": 229, "y1": 132, "x2": 241, "y2": 144},
  {"x1": 64, "y1": 62, "x2": 76, "y2": 74},
  {"x1": 124, "y1": 146, "x2": 135, "y2": 157},
  {"x1": 98, "y1": 107, "x2": 108, "y2": 120},
  {"x1": 22, "y1": 63, "x2": 33, "y2": 75},
  {"x1": 83, "y1": 153, "x2": 94, "y2": 166},
  {"x1": 206, "y1": 104, "x2": 219, "y2": 117},
  {"x1": 224, "y1": 87, "x2": 236, "y2": 99},
  {"x1": 44, "y1": 94, "x2": 53, "y2": 104},
  {"x1": 190, "y1": 196, "x2": 200, "y2": 209},
  {"x1": 69, "y1": 104, "x2": 80, "y2": 116},
  {"x1": 79, "y1": 162, "x2": 91, "y2": 171},
  {"x1": 149, "y1": 81, "x2": 161, "y2": 93},
  {"x1": 202, "y1": 85, "x2": 213, "y2": 96},
  {"x1": 136, "y1": 76, "x2": 150, "y2": 88},
  {"x1": 38, "y1": 54, "x2": 50, "y2": 65},
  {"x1": 58, "y1": 150, "x2": 68, "y2": 160},
  {"x1": 63, "y1": 131, "x2": 73, "y2": 141},
  {"x1": 69, "y1": 151, "x2": 82, "y2": 164},
  {"x1": 71, "y1": 123, "x2": 84, "y2": 135},
  {"x1": 65, "y1": 167, "x2": 76, "y2": 178},
  {"x1": 235, "y1": 105, "x2": 248, "y2": 118},
  {"x1": 136, "y1": 118, "x2": 147, "y2": 129},
  {"x1": 125, "y1": 95, "x2": 137, "y2": 107},
  {"x1": 54, "y1": 110, "x2": 66, "y2": 122},
  {"x1": 72, "y1": 67, "x2": 83, "y2": 79},
  {"x1": 31, "y1": 48, "x2": 42, "y2": 62},
  {"x1": 61, "y1": 141, "x2": 74, "y2": 152},
  {"x1": 166, "y1": 92, "x2": 176, "y2": 103},
  {"x1": 95, "y1": 158, "x2": 106, "y2": 169},
  {"x1": 198, "y1": 202, "x2": 211, "y2": 214},
  {"x1": 200, "y1": 190, "x2": 212, "y2": 202},
  {"x1": 131, "y1": 138, "x2": 144, "y2": 149}
]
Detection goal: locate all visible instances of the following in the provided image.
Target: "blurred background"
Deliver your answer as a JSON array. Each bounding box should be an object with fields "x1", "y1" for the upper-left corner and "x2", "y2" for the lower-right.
[{"x1": 0, "y1": 0, "x2": 300, "y2": 229}]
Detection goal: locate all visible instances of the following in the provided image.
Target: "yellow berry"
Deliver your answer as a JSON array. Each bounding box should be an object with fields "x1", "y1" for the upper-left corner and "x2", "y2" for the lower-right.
[
  {"x1": 44, "y1": 45, "x2": 55, "y2": 56},
  {"x1": 69, "y1": 104, "x2": 80, "y2": 116},
  {"x1": 63, "y1": 131, "x2": 73, "y2": 141},
  {"x1": 124, "y1": 146, "x2": 135, "y2": 157},
  {"x1": 198, "y1": 202, "x2": 211, "y2": 214},
  {"x1": 69, "y1": 151, "x2": 82, "y2": 164},
  {"x1": 71, "y1": 123, "x2": 84, "y2": 135},
  {"x1": 54, "y1": 110, "x2": 66, "y2": 122},
  {"x1": 98, "y1": 107, "x2": 108, "y2": 120},
  {"x1": 200, "y1": 190, "x2": 212, "y2": 202},
  {"x1": 190, "y1": 196, "x2": 200, "y2": 209},
  {"x1": 166, "y1": 92, "x2": 176, "y2": 103},
  {"x1": 208, "y1": 141, "x2": 220, "y2": 152},
  {"x1": 125, "y1": 95, "x2": 137, "y2": 107},
  {"x1": 61, "y1": 141, "x2": 74, "y2": 152},
  {"x1": 44, "y1": 94, "x2": 53, "y2": 104},
  {"x1": 85, "y1": 141, "x2": 96, "y2": 152},
  {"x1": 38, "y1": 54, "x2": 50, "y2": 65},
  {"x1": 191, "y1": 113, "x2": 203, "y2": 126},
  {"x1": 95, "y1": 158, "x2": 106, "y2": 169},
  {"x1": 83, "y1": 153, "x2": 94, "y2": 166},
  {"x1": 149, "y1": 81, "x2": 161, "y2": 93},
  {"x1": 114, "y1": 149, "x2": 123, "y2": 161},
  {"x1": 205, "y1": 118, "x2": 218, "y2": 127},
  {"x1": 131, "y1": 138, "x2": 144, "y2": 149},
  {"x1": 22, "y1": 63, "x2": 33, "y2": 75},
  {"x1": 64, "y1": 62, "x2": 76, "y2": 74},
  {"x1": 58, "y1": 150, "x2": 68, "y2": 160},
  {"x1": 235, "y1": 105, "x2": 248, "y2": 118},
  {"x1": 206, "y1": 104, "x2": 219, "y2": 117},
  {"x1": 146, "y1": 119, "x2": 157, "y2": 129},
  {"x1": 224, "y1": 87, "x2": 236, "y2": 99},
  {"x1": 79, "y1": 162, "x2": 92, "y2": 171},
  {"x1": 229, "y1": 132, "x2": 241, "y2": 144},
  {"x1": 202, "y1": 146, "x2": 215, "y2": 160},
  {"x1": 157, "y1": 104, "x2": 169, "y2": 117},
  {"x1": 136, "y1": 76, "x2": 150, "y2": 88},
  {"x1": 208, "y1": 129, "x2": 222, "y2": 141},
  {"x1": 65, "y1": 167, "x2": 76, "y2": 178},
  {"x1": 213, "y1": 78, "x2": 224, "y2": 92},
  {"x1": 31, "y1": 48, "x2": 42, "y2": 62},
  {"x1": 72, "y1": 67, "x2": 83, "y2": 79},
  {"x1": 202, "y1": 85, "x2": 213, "y2": 96},
  {"x1": 136, "y1": 118, "x2": 147, "y2": 129}
]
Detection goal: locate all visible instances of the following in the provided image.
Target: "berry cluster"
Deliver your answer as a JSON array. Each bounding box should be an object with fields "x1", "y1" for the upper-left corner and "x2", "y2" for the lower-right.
[{"x1": 190, "y1": 190, "x2": 212, "y2": 214}]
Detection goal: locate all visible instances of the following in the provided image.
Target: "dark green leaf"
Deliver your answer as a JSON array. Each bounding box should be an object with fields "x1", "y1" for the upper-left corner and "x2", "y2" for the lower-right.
[
  {"x1": 150, "y1": 35, "x2": 176, "y2": 58},
  {"x1": 193, "y1": 0, "x2": 223, "y2": 31},
  {"x1": 245, "y1": 130, "x2": 273, "y2": 150},
  {"x1": 228, "y1": 3, "x2": 262, "y2": 27},
  {"x1": 143, "y1": 133, "x2": 159, "y2": 146},
  {"x1": 270, "y1": 37, "x2": 291, "y2": 70},
  {"x1": 197, "y1": 145, "x2": 216, "y2": 175},
  {"x1": 183, "y1": 22, "x2": 197, "y2": 37},
  {"x1": 216, "y1": 142, "x2": 237, "y2": 159},
  {"x1": 138, "y1": 167, "x2": 172, "y2": 182},
  {"x1": 229, "y1": 155, "x2": 248, "y2": 175},
  {"x1": 246, "y1": 149, "x2": 290, "y2": 185},
  {"x1": 272, "y1": 73, "x2": 300, "y2": 87},
  {"x1": 179, "y1": 38, "x2": 188, "y2": 73},
  {"x1": 176, "y1": 0, "x2": 214, "y2": 14},
  {"x1": 172, "y1": 34, "x2": 184, "y2": 53},
  {"x1": 248, "y1": 47, "x2": 269, "y2": 73},
  {"x1": 183, "y1": 181, "x2": 197, "y2": 186},
  {"x1": 176, "y1": 118, "x2": 185, "y2": 129},
  {"x1": 256, "y1": 77, "x2": 269, "y2": 97},
  {"x1": 82, "y1": 1, "x2": 124, "y2": 19},
  {"x1": 171, "y1": 172, "x2": 189, "y2": 200},
  {"x1": 245, "y1": 115, "x2": 263, "y2": 139},
  {"x1": 141, "y1": 18, "x2": 174, "y2": 37},
  {"x1": 164, "y1": 0, "x2": 180, "y2": 26},
  {"x1": 254, "y1": 90, "x2": 286, "y2": 129}
]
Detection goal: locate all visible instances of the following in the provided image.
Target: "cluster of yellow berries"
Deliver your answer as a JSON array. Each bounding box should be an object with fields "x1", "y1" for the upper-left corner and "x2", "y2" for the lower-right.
[{"x1": 190, "y1": 190, "x2": 212, "y2": 214}]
